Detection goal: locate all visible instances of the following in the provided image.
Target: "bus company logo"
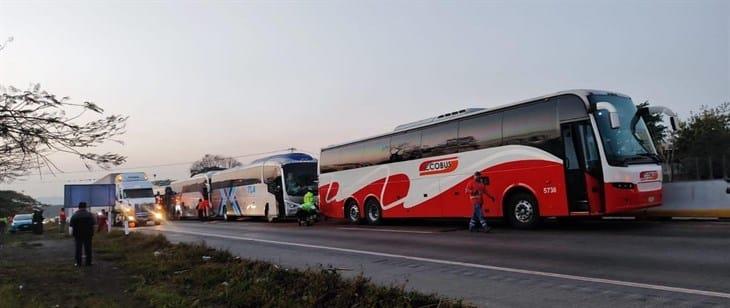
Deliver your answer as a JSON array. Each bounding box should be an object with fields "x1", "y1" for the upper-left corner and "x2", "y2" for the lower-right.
[
  {"x1": 419, "y1": 157, "x2": 459, "y2": 176},
  {"x1": 640, "y1": 171, "x2": 659, "y2": 182}
]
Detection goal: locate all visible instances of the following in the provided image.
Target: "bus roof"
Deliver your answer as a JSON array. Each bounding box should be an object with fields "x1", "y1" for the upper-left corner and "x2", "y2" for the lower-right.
[
  {"x1": 210, "y1": 152, "x2": 317, "y2": 183},
  {"x1": 249, "y1": 152, "x2": 317, "y2": 165},
  {"x1": 322, "y1": 89, "x2": 629, "y2": 151},
  {"x1": 169, "y1": 173, "x2": 212, "y2": 190}
]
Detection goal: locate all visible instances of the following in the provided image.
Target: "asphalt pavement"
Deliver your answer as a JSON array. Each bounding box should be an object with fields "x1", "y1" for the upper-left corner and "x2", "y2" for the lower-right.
[{"x1": 136, "y1": 218, "x2": 730, "y2": 307}]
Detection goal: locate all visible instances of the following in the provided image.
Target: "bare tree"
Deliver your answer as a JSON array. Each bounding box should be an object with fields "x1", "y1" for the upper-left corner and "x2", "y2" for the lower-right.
[
  {"x1": 190, "y1": 154, "x2": 242, "y2": 176},
  {"x1": 0, "y1": 84, "x2": 128, "y2": 182}
]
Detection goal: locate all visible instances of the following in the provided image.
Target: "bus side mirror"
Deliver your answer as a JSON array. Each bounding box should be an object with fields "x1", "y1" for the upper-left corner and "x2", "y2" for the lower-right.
[
  {"x1": 596, "y1": 102, "x2": 620, "y2": 129},
  {"x1": 646, "y1": 105, "x2": 679, "y2": 131},
  {"x1": 482, "y1": 176, "x2": 490, "y2": 185}
]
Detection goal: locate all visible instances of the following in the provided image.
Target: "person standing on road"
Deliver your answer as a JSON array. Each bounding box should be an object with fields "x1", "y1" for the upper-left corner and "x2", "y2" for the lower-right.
[
  {"x1": 175, "y1": 202, "x2": 183, "y2": 220},
  {"x1": 69, "y1": 202, "x2": 96, "y2": 266},
  {"x1": 201, "y1": 198, "x2": 210, "y2": 221},
  {"x1": 163, "y1": 187, "x2": 174, "y2": 220},
  {"x1": 465, "y1": 171, "x2": 495, "y2": 233},
  {"x1": 197, "y1": 198, "x2": 211, "y2": 221},
  {"x1": 59, "y1": 208, "x2": 67, "y2": 234},
  {"x1": 97, "y1": 209, "x2": 109, "y2": 233}
]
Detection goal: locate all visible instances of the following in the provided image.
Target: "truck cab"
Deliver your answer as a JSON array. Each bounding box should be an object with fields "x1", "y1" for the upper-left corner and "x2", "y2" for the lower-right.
[{"x1": 97, "y1": 172, "x2": 162, "y2": 226}]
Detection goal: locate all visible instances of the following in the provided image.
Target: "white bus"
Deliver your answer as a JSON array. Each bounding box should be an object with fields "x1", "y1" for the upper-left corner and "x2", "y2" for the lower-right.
[
  {"x1": 169, "y1": 172, "x2": 215, "y2": 219},
  {"x1": 209, "y1": 152, "x2": 318, "y2": 221}
]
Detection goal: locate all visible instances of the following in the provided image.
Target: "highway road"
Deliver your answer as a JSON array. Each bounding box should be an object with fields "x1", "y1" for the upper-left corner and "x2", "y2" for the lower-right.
[{"x1": 137, "y1": 218, "x2": 730, "y2": 307}]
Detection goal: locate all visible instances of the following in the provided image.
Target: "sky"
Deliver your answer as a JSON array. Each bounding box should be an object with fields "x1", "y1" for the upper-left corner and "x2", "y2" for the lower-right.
[{"x1": 1, "y1": 0, "x2": 728, "y2": 203}]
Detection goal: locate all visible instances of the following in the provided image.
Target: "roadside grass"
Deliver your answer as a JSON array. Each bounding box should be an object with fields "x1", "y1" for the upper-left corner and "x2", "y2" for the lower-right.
[
  {"x1": 0, "y1": 224, "x2": 137, "y2": 308},
  {"x1": 94, "y1": 230, "x2": 469, "y2": 307}
]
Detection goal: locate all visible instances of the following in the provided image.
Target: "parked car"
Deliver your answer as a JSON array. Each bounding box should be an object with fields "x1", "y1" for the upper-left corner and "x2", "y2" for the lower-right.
[{"x1": 10, "y1": 214, "x2": 33, "y2": 233}]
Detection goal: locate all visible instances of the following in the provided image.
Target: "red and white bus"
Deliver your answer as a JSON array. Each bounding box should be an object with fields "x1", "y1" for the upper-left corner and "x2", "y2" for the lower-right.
[{"x1": 318, "y1": 90, "x2": 677, "y2": 228}]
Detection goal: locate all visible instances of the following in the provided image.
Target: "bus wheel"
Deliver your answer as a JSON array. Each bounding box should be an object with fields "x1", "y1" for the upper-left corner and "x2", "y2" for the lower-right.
[
  {"x1": 365, "y1": 199, "x2": 382, "y2": 225},
  {"x1": 507, "y1": 192, "x2": 540, "y2": 229},
  {"x1": 345, "y1": 201, "x2": 361, "y2": 224}
]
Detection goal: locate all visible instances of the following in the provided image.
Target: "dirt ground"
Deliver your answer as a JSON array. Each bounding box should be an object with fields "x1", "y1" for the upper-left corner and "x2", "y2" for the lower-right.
[{"x1": 0, "y1": 225, "x2": 144, "y2": 308}]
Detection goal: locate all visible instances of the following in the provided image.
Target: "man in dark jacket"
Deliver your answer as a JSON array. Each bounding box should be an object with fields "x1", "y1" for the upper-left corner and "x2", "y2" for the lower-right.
[
  {"x1": 32, "y1": 208, "x2": 44, "y2": 234},
  {"x1": 69, "y1": 202, "x2": 96, "y2": 266}
]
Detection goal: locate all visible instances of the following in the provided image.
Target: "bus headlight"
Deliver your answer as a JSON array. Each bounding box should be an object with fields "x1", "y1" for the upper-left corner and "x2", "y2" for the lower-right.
[{"x1": 153, "y1": 212, "x2": 163, "y2": 220}]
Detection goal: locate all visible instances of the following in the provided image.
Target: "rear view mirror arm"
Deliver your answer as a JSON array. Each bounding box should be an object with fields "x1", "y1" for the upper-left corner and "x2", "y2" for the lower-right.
[{"x1": 596, "y1": 102, "x2": 620, "y2": 129}]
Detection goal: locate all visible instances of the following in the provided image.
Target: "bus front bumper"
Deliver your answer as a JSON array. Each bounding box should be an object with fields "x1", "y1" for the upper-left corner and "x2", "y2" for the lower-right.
[{"x1": 603, "y1": 183, "x2": 663, "y2": 214}]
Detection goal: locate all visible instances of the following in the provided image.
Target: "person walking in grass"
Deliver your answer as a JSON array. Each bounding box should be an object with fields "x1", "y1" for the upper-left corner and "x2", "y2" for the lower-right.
[
  {"x1": 0, "y1": 216, "x2": 8, "y2": 247},
  {"x1": 69, "y1": 202, "x2": 96, "y2": 266},
  {"x1": 465, "y1": 171, "x2": 496, "y2": 233},
  {"x1": 59, "y1": 208, "x2": 67, "y2": 234}
]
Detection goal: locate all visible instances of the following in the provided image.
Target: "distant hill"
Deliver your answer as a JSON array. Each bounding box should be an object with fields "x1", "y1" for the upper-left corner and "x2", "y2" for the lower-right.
[
  {"x1": 0, "y1": 190, "x2": 43, "y2": 217},
  {"x1": 35, "y1": 196, "x2": 63, "y2": 206}
]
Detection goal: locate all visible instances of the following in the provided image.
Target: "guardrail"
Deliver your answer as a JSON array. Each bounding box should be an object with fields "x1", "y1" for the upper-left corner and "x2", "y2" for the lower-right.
[{"x1": 632, "y1": 179, "x2": 730, "y2": 219}]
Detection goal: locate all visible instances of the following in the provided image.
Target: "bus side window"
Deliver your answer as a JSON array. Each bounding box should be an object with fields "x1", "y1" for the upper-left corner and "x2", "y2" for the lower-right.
[
  {"x1": 263, "y1": 166, "x2": 281, "y2": 193},
  {"x1": 502, "y1": 100, "x2": 561, "y2": 157},
  {"x1": 457, "y1": 113, "x2": 502, "y2": 152},
  {"x1": 557, "y1": 95, "x2": 588, "y2": 122},
  {"x1": 359, "y1": 137, "x2": 391, "y2": 167},
  {"x1": 420, "y1": 122, "x2": 459, "y2": 158},
  {"x1": 319, "y1": 148, "x2": 340, "y2": 173},
  {"x1": 390, "y1": 131, "x2": 422, "y2": 163},
  {"x1": 578, "y1": 124, "x2": 601, "y2": 172}
]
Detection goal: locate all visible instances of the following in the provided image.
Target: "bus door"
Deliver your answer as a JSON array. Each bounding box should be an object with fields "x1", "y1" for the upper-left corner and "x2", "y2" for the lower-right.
[
  {"x1": 264, "y1": 169, "x2": 285, "y2": 218},
  {"x1": 561, "y1": 121, "x2": 604, "y2": 214}
]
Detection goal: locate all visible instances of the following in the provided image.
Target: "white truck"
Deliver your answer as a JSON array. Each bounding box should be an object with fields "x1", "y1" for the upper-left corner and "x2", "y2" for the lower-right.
[{"x1": 95, "y1": 172, "x2": 163, "y2": 226}]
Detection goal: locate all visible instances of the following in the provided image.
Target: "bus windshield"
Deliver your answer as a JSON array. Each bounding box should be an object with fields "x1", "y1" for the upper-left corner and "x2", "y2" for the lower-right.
[
  {"x1": 283, "y1": 163, "x2": 318, "y2": 197},
  {"x1": 591, "y1": 94, "x2": 658, "y2": 166},
  {"x1": 123, "y1": 188, "x2": 154, "y2": 199}
]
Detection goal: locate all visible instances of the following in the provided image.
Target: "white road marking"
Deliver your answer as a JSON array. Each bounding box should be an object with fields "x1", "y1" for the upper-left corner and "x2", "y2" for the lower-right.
[
  {"x1": 337, "y1": 227, "x2": 435, "y2": 234},
  {"x1": 145, "y1": 228, "x2": 730, "y2": 300}
]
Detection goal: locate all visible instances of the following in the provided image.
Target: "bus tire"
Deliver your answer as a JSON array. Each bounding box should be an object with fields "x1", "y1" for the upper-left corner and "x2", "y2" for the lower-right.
[
  {"x1": 365, "y1": 198, "x2": 382, "y2": 225},
  {"x1": 507, "y1": 192, "x2": 541, "y2": 229},
  {"x1": 345, "y1": 200, "x2": 361, "y2": 224}
]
